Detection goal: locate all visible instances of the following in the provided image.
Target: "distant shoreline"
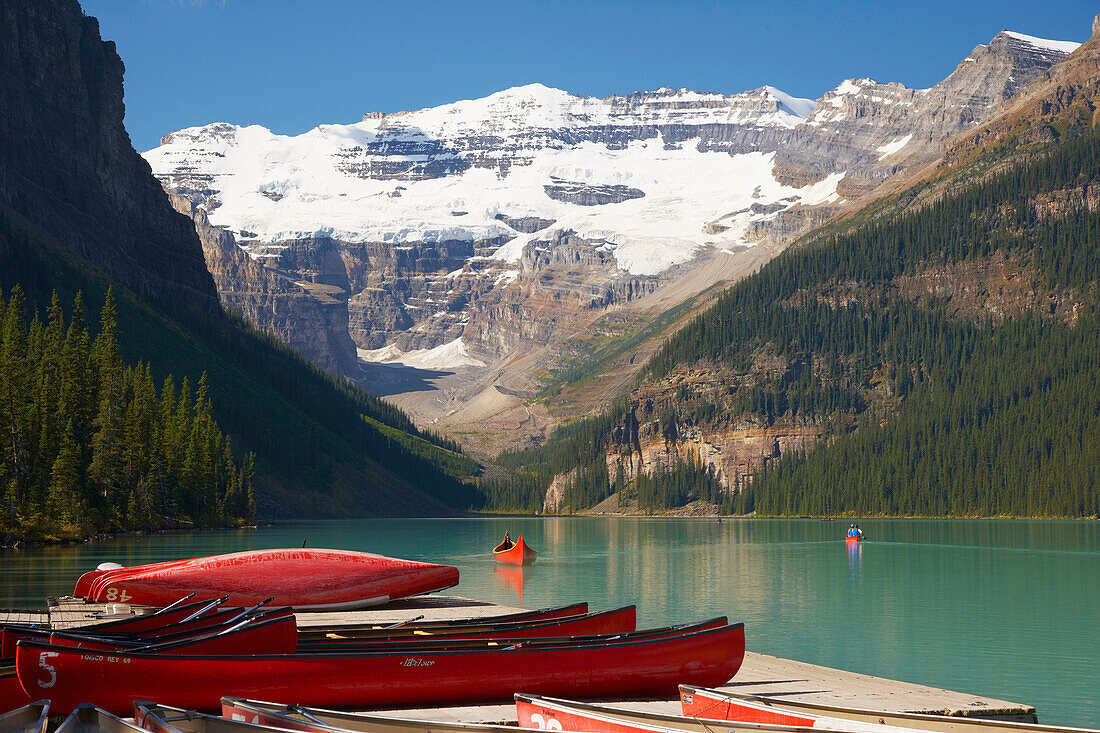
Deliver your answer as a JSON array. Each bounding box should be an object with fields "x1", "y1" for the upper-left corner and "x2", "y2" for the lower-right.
[{"x1": 2, "y1": 522, "x2": 266, "y2": 551}]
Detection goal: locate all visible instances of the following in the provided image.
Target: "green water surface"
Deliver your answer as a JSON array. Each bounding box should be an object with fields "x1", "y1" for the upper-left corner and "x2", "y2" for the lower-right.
[{"x1": 1, "y1": 518, "x2": 1096, "y2": 726}]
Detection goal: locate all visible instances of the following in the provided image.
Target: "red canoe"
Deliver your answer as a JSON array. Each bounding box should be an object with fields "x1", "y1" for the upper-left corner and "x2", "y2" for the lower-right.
[
  {"x1": 73, "y1": 559, "x2": 194, "y2": 598},
  {"x1": 48, "y1": 612, "x2": 298, "y2": 656},
  {"x1": 680, "y1": 685, "x2": 823, "y2": 727},
  {"x1": 0, "y1": 664, "x2": 32, "y2": 715},
  {"x1": 678, "y1": 687, "x2": 939, "y2": 733},
  {"x1": 515, "y1": 695, "x2": 817, "y2": 733},
  {"x1": 492, "y1": 534, "x2": 537, "y2": 566},
  {"x1": 679, "y1": 685, "x2": 1100, "y2": 733},
  {"x1": 518, "y1": 692, "x2": 926, "y2": 733},
  {"x1": 74, "y1": 549, "x2": 459, "y2": 609},
  {"x1": 17, "y1": 622, "x2": 745, "y2": 715},
  {"x1": 1, "y1": 596, "x2": 230, "y2": 658},
  {"x1": 2, "y1": 603, "x2": 274, "y2": 658}
]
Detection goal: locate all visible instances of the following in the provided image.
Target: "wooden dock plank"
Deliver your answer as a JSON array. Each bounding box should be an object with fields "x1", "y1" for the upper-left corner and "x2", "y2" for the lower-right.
[
  {"x1": 294, "y1": 595, "x2": 518, "y2": 628},
  {"x1": 0, "y1": 609, "x2": 49, "y2": 625}
]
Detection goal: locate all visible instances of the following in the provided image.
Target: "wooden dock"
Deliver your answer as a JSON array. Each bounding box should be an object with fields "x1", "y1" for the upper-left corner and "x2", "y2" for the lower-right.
[{"x1": 1, "y1": 596, "x2": 1038, "y2": 723}]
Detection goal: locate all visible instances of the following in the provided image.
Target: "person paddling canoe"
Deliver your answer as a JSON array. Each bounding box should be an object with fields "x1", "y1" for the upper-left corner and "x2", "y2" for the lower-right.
[{"x1": 495, "y1": 531, "x2": 514, "y2": 552}]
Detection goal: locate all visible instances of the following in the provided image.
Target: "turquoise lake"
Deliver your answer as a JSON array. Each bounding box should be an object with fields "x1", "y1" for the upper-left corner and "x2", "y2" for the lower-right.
[{"x1": 1, "y1": 518, "x2": 1097, "y2": 726}]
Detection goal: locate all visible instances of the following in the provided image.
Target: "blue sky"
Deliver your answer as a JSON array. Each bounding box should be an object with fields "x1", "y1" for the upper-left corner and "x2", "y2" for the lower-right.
[{"x1": 82, "y1": 0, "x2": 1096, "y2": 152}]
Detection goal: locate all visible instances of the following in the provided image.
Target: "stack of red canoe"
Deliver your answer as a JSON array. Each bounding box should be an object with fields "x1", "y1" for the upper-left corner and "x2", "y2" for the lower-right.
[
  {"x1": 1, "y1": 597, "x2": 599, "y2": 711},
  {"x1": 6, "y1": 596, "x2": 744, "y2": 715}
]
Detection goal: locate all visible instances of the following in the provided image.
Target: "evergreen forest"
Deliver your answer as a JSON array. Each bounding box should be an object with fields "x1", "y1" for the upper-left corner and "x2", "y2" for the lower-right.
[{"x1": 1, "y1": 287, "x2": 255, "y2": 538}]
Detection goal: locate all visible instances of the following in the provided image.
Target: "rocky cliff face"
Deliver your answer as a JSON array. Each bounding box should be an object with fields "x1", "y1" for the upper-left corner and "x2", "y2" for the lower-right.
[
  {"x1": 142, "y1": 27, "x2": 1077, "y2": 390},
  {"x1": 0, "y1": 0, "x2": 218, "y2": 315},
  {"x1": 168, "y1": 195, "x2": 360, "y2": 374},
  {"x1": 942, "y1": 23, "x2": 1100, "y2": 165},
  {"x1": 604, "y1": 366, "x2": 840, "y2": 498}
]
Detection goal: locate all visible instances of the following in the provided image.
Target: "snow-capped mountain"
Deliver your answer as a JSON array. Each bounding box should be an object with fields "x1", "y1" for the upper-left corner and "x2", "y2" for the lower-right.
[
  {"x1": 148, "y1": 84, "x2": 835, "y2": 278},
  {"x1": 145, "y1": 29, "x2": 1078, "y2": 380}
]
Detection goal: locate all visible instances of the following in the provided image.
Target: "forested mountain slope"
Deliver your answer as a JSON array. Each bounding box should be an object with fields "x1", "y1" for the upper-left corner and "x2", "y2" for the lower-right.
[
  {"x1": 0, "y1": 0, "x2": 478, "y2": 521},
  {"x1": 485, "y1": 33, "x2": 1100, "y2": 518}
]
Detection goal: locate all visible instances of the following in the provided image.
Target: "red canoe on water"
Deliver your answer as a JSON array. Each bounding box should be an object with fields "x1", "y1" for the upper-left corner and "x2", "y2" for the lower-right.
[
  {"x1": 16, "y1": 622, "x2": 745, "y2": 715},
  {"x1": 493, "y1": 533, "x2": 537, "y2": 565},
  {"x1": 73, "y1": 549, "x2": 459, "y2": 610}
]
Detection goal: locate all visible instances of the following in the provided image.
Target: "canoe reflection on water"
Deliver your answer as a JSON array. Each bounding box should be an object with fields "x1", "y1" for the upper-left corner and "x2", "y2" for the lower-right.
[
  {"x1": 493, "y1": 563, "x2": 525, "y2": 601},
  {"x1": 847, "y1": 537, "x2": 863, "y2": 568}
]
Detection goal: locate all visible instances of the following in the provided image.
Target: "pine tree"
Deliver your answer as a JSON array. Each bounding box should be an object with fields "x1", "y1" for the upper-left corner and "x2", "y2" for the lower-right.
[
  {"x1": 58, "y1": 292, "x2": 93, "y2": 468},
  {"x1": 32, "y1": 293, "x2": 66, "y2": 497},
  {"x1": 1, "y1": 286, "x2": 32, "y2": 515},
  {"x1": 89, "y1": 288, "x2": 126, "y2": 524},
  {"x1": 48, "y1": 419, "x2": 83, "y2": 525}
]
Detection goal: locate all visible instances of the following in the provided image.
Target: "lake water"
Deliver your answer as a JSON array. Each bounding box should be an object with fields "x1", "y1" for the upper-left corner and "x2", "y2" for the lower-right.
[{"x1": 1, "y1": 518, "x2": 1097, "y2": 727}]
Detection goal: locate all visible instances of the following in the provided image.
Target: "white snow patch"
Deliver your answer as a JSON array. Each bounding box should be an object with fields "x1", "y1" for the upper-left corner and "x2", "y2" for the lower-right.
[
  {"x1": 876, "y1": 134, "x2": 913, "y2": 160},
  {"x1": 763, "y1": 86, "x2": 816, "y2": 119},
  {"x1": 358, "y1": 338, "x2": 485, "y2": 369},
  {"x1": 834, "y1": 79, "x2": 875, "y2": 96},
  {"x1": 1002, "y1": 31, "x2": 1080, "y2": 54}
]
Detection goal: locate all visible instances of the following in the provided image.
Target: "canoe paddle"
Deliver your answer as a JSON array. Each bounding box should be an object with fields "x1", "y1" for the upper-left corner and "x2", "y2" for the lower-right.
[{"x1": 383, "y1": 615, "x2": 425, "y2": 629}]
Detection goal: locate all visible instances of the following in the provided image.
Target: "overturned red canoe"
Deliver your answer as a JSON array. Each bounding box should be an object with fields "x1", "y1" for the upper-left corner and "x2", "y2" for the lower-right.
[
  {"x1": 74, "y1": 549, "x2": 459, "y2": 610},
  {"x1": 17, "y1": 622, "x2": 745, "y2": 715}
]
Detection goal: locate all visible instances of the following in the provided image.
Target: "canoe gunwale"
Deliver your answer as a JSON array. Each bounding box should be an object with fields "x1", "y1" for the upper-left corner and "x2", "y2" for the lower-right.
[
  {"x1": 678, "y1": 687, "x2": 1081, "y2": 733},
  {"x1": 514, "y1": 694, "x2": 822, "y2": 733},
  {"x1": 136, "y1": 701, "x2": 295, "y2": 733},
  {"x1": 0, "y1": 700, "x2": 49, "y2": 733},
  {"x1": 40, "y1": 608, "x2": 293, "y2": 649},
  {"x1": 55, "y1": 704, "x2": 153, "y2": 733},
  {"x1": 220, "y1": 697, "x2": 523, "y2": 733}
]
